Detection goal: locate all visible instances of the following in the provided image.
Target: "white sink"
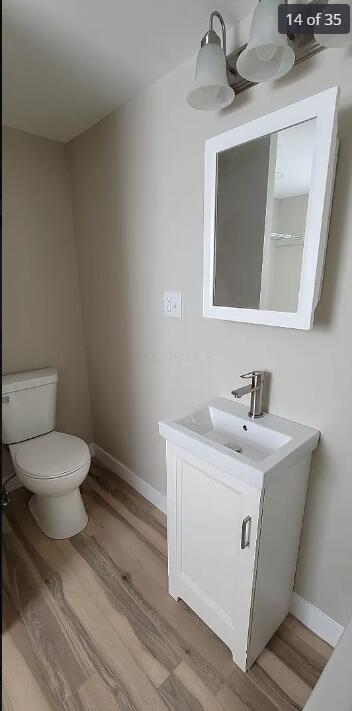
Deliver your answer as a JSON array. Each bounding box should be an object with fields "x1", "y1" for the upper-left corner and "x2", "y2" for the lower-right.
[{"x1": 159, "y1": 398, "x2": 319, "y2": 489}]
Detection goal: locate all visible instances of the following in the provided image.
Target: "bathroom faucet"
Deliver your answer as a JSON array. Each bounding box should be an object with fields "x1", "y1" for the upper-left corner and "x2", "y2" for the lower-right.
[{"x1": 231, "y1": 371, "x2": 265, "y2": 420}]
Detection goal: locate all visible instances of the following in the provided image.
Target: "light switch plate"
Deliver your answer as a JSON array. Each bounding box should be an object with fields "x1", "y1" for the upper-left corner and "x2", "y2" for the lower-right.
[{"x1": 164, "y1": 291, "x2": 182, "y2": 318}]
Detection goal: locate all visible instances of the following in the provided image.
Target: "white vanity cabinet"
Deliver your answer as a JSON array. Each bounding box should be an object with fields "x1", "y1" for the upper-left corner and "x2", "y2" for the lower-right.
[{"x1": 165, "y1": 440, "x2": 313, "y2": 671}]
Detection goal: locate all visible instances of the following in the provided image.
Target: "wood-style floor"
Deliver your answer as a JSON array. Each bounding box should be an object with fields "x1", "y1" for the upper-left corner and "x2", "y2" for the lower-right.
[{"x1": 2, "y1": 459, "x2": 332, "y2": 711}]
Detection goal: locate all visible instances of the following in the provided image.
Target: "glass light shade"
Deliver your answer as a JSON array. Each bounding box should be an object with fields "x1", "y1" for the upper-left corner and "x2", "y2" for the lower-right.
[
  {"x1": 236, "y1": 0, "x2": 295, "y2": 83},
  {"x1": 315, "y1": 0, "x2": 352, "y2": 48},
  {"x1": 187, "y1": 42, "x2": 235, "y2": 111}
]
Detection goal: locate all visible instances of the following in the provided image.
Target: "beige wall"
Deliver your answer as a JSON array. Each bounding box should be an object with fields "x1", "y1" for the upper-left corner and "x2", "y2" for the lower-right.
[
  {"x1": 2, "y1": 127, "x2": 93, "y2": 443},
  {"x1": 68, "y1": 46, "x2": 352, "y2": 626}
]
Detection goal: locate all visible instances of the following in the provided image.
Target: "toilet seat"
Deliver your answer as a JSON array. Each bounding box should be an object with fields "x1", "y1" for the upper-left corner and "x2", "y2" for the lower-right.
[{"x1": 13, "y1": 431, "x2": 90, "y2": 480}]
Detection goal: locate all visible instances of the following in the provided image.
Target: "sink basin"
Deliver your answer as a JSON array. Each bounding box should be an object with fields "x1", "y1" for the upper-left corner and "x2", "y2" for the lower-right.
[
  {"x1": 177, "y1": 405, "x2": 291, "y2": 461},
  {"x1": 159, "y1": 398, "x2": 319, "y2": 489}
]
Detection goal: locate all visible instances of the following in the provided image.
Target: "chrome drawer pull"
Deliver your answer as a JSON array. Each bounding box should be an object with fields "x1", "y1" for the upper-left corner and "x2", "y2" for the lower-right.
[{"x1": 241, "y1": 516, "x2": 251, "y2": 549}]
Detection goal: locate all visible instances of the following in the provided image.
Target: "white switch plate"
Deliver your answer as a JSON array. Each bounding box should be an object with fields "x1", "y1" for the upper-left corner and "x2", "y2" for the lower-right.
[{"x1": 164, "y1": 291, "x2": 182, "y2": 318}]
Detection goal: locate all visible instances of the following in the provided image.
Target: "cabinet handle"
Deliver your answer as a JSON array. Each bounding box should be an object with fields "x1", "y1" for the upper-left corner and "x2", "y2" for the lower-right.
[{"x1": 241, "y1": 516, "x2": 251, "y2": 549}]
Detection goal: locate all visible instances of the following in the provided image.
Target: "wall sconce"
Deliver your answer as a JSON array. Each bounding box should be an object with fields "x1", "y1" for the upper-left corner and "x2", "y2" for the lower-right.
[
  {"x1": 186, "y1": 2, "x2": 341, "y2": 111},
  {"x1": 236, "y1": 0, "x2": 295, "y2": 82},
  {"x1": 187, "y1": 11, "x2": 235, "y2": 111},
  {"x1": 314, "y1": 0, "x2": 352, "y2": 47}
]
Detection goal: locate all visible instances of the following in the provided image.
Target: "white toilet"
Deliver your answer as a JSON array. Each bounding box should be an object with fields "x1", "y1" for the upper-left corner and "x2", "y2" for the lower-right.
[{"x1": 2, "y1": 368, "x2": 90, "y2": 539}]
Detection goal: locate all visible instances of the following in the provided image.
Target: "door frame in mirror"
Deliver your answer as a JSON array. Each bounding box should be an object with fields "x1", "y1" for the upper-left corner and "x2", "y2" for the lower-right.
[{"x1": 203, "y1": 87, "x2": 339, "y2": 330}]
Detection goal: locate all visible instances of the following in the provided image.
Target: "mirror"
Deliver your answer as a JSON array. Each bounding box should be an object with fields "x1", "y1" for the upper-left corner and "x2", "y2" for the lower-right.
[
  {"x1": 203, "y1": 88, "x2": 339, "y2": 329},
  {"x1": 214, "y1": 120, "x2": 315, "y2": 313}
]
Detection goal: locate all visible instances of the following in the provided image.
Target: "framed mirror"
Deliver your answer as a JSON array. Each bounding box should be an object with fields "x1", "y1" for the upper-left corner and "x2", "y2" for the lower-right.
[{"x1": 203, "y1": 87, "x2": 339, "y2": 329}]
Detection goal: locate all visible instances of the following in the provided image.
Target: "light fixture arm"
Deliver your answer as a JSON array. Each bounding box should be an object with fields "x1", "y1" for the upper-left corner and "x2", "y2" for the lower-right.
[{"x1": 209, "y1": 11, "x2": 227, "y2": 56}]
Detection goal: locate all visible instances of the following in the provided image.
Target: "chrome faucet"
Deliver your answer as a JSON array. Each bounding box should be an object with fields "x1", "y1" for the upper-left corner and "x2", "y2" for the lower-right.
[{"x1": 231, "y1": 371, "x2": 265, "y2": 419}]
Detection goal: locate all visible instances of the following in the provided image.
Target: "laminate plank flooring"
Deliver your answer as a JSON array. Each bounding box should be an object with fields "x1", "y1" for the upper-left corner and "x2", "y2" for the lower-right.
[{"x1": 2, "y1": 458, "x2": 332, "y2": 711}]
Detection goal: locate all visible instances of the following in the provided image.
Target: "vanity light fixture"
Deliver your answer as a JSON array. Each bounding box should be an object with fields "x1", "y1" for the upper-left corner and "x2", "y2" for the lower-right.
[
  {"x1": 187, "y1": 2, "x2": 295, "y2": 111},
  {"x1": 187, "y1": 11, "x2": 235, "y2": 111},
  {"x1": 236, "y1": 0, "x2": 295, "y2": 83},
  {"x1": 187, "y1": 1, "x2": 345, "y2": 110}
]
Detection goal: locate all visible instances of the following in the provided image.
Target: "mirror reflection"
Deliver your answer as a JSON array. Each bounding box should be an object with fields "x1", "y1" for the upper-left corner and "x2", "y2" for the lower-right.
[{"x1": 213, "y1": 119, "x2": 316, "y2": 312}]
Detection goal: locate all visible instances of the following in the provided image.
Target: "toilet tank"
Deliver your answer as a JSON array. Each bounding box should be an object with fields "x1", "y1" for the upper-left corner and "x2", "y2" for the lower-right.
[{"x1": 2, "y1": 368, "x2": 59, "y2": 445}]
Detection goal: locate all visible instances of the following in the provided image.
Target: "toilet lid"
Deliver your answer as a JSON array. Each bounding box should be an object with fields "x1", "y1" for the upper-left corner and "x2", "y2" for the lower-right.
[{"x1": 14, "y1": 431, "x2": 90, "y2": 479}]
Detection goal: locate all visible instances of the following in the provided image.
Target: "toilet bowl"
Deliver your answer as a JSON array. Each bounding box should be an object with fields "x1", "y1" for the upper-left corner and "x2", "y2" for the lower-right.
[
  {"x1": 10, "y1": 431, "x2": 90, "y2": 539},
  {"x1": 2, "y1": 368, "x2": 90, "y2": 540}
]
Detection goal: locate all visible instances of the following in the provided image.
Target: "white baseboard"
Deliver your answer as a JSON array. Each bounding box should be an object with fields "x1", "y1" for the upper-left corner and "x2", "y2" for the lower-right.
[
  {"x1": 290, "y1": 592, "x2": 344, "y2": 648},
  {"x1": 93, "y1": 443, "x2": 167, "y2": 514}
]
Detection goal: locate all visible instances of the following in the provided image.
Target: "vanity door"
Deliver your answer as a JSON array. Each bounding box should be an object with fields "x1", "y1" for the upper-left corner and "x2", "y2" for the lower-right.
[{"x1": 166, "y1": 443, "x2": 262, "y2": 670}]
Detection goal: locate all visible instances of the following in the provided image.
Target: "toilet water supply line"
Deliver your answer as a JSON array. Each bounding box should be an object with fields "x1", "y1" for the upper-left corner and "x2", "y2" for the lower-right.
[{"x1": 1, "y1": 473, "x2": 16, "y2": 509}]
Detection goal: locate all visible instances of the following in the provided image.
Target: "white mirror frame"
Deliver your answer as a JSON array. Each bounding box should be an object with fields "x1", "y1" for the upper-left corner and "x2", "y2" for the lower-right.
[{"x1": 203, "y1": 87, "x2": 339, "y2": 330}]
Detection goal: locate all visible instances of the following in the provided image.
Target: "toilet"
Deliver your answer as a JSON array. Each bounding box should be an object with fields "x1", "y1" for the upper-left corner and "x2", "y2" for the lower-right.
[{"x1": 2, "y1": 368, "x2": 90, "y2": 539}]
